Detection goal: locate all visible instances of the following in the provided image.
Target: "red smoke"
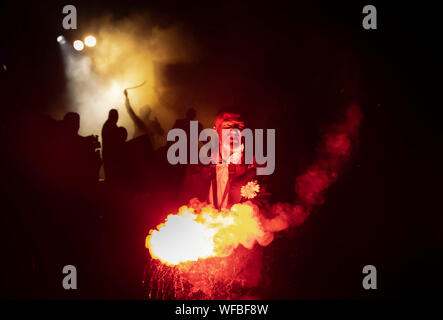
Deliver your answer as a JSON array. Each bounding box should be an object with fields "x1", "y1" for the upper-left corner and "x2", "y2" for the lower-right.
[{"x1": 262, "y1": 104, "x2": 363, "y2": 232}]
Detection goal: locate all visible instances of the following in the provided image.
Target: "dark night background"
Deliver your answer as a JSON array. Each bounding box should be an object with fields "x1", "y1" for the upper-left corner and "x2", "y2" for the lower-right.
[{"x1": 0, "y1": 0, "x2": 442, "y2": 299}]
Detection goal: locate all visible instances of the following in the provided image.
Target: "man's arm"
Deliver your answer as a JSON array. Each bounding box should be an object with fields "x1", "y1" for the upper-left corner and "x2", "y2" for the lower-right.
[{"x1": 124, "y1": 90, "x2": 148, "y2": 133}]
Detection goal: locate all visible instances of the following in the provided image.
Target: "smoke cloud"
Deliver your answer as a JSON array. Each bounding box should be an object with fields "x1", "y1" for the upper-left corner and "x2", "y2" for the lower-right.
[
  {"x1": 261, "y1": 104, "x2": 363, "y2": 235},
  {"x1": 62, "y1": 13, "x2": 199, "y2": 146}
]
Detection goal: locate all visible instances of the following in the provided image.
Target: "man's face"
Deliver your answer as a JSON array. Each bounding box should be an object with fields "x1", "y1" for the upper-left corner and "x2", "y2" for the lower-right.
[{"x1": 217, "y1": 119, "x2": 244, "y2": 164}]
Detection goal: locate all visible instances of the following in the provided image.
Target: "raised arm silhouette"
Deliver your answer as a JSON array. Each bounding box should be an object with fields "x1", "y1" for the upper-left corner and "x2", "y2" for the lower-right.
[{"x1": 124, "y1": 89, "x2": 148, "y2": 135}]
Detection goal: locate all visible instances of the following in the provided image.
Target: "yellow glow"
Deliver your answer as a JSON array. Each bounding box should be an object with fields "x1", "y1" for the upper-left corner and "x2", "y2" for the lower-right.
[
  {"x1": 84, "y1": 35, "x2": 97, "y2": 47},
  {"x1": 146, "y1": 203, "x2": 271, "y2": 266},
  {"x1": 73, "y1": 40, "x2": 84, "y2": 51},
  {"x1": 63, "y1": 17, "x2": 200, "y2": 144}
]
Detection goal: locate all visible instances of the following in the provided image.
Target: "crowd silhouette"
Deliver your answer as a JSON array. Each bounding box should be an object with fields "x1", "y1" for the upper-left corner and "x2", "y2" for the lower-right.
[{"x1": 0, "y1": 86, "x2": 207, "y2": 299}]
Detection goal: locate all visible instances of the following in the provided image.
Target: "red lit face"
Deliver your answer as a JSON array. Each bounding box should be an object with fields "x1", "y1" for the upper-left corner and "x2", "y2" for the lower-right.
[{"x1": 217, "y1": 119, "x2": 245, "y2": 163}]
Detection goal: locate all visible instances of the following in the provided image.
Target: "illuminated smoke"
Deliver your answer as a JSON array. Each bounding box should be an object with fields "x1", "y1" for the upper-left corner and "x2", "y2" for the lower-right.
[
  {"x1": 261, "y1": 104, "x2": 363, "y2": 234},
  {"x1": 61, "y1": 14, "x2": 199, "y2": 145}
]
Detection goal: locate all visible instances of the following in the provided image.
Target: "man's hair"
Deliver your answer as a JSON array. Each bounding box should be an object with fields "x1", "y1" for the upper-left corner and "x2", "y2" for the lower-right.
[{"x1": 214, "y1": 112, "x2": 245, "y2": 131}]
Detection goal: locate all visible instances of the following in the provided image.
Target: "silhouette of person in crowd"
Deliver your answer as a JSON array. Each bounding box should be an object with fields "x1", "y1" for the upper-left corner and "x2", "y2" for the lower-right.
[
  {"x1": 102, "y1": 109, "x2": 121, "y2": 182},
  {"x1": 62, "y1": 112, "x2": 80, "y2": 136},
  {"x1": 110, "y1": 126, "x2": 128, "y2": 183},
  {"x1": 167, "y1": 108, "x2": 203, "y2": 198},
  {"x1": 53, "y1": 112, "x2": 100, "y2": 187}
]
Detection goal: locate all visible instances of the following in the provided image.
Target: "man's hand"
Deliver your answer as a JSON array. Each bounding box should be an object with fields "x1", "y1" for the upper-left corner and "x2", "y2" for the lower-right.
[{"x1": 124, "y1": 89, "x2": 128, "y2": 98}]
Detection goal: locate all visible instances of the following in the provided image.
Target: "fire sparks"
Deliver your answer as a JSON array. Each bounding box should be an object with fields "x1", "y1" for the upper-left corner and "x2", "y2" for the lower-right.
[{"x1": 146, "y1": 201, "x2": 270, "y2": 266}]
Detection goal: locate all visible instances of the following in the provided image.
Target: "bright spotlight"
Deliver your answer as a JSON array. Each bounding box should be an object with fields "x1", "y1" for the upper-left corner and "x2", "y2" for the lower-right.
[
  {"x1": 57, "y1": 35, "x2": 66, "y2": 44},
  {"x1": 73, "y1": 40, "x2": 84, "y2": 51},
  {"x1": 84, "y1": 35, "x2": 97, "y2": 47}
]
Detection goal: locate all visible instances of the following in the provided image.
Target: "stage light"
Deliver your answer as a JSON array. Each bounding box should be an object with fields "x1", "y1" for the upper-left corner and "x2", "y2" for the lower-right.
[
  {"x1": 57, "y1": 35, "x2": 66, "y2": 44},
  {"x1": 84, "y1": 35, "x2": 97, "y2": 47},
  {"x1": 73, "y1": 40, "x2": 84, "y2": 51}
]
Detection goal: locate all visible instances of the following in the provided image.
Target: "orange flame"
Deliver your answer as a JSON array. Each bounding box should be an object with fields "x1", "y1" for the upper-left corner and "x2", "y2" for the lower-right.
[{"x1": 145, "y1": 202, "x2": 272, "y2": 266}]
